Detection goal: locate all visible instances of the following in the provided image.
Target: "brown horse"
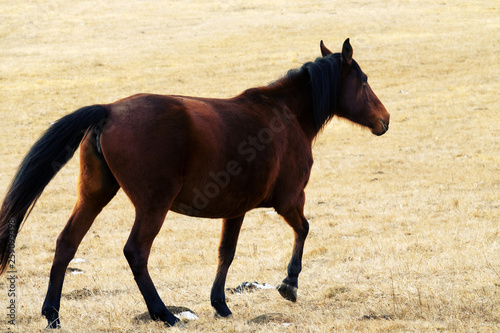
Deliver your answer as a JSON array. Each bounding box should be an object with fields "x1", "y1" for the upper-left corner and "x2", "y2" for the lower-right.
[{"x1": 0, "y1": 39, "x2": 389, "y2": 328}]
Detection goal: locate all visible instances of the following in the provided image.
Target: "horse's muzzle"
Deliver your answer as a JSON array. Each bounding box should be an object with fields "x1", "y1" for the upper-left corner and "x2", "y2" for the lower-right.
[{"x1": 372, "y1": 118, "x2": 389, "y2": 136}]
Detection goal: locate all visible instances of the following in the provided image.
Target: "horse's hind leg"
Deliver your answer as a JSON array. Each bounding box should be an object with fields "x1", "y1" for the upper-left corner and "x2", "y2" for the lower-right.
[
  {"x1": 42, "y1": 134, "x2": 119, "y2": 328},
  {"x1": 122, "y1": 185, "x2": 183, "y2": 327}
]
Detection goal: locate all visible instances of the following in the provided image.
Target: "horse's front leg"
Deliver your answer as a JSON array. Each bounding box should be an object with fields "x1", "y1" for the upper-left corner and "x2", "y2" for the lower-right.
[
  {"x1": 210, "y1": 215, "x2": 244, "y2": 318},
  {"x1": 277, "y1": 206, "x2": 309, "y2": 302}
]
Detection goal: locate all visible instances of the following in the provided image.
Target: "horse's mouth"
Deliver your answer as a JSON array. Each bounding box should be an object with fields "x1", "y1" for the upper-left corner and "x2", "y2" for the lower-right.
[{"x1": 372, "y1": 118, "x2": 389, "y2": 136}]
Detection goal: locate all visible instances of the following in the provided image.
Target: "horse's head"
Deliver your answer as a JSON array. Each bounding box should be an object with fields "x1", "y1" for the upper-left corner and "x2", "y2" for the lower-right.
[{"x1": 321, "y1": 39, "x2": 390, "y2": 136}]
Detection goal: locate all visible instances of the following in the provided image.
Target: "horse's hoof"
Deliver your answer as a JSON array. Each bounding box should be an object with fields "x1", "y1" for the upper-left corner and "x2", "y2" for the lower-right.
[
  {"x1": 212, "y1": 299, "x2": 232, "y2": 318},
  {"x1": 45, "y1": 317, "x2": 61, "y2": 329},
  {"x1": 43, "y1": 308, "x2": 61, "y2": 329},
  {"x1": 164, "y1": 320, "x2": 186, "y2": 328},
  {"x1": 214, "y1": 312, "x2": 233, "y2": 319},
  {"x1": 277, "y1": 283, "x2": 298, "y2": 302},
  {"x1": 164, "y1": 317, "x2": 183, "y2": 328},
  {"x1": 45, "y1": 322, "x2": 60, "y2": 329}
]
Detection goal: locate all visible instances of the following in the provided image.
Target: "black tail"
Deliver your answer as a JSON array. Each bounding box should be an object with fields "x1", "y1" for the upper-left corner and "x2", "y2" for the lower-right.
[{"x1": 0, "y1": 105, "x2": 108, "y2": 274}]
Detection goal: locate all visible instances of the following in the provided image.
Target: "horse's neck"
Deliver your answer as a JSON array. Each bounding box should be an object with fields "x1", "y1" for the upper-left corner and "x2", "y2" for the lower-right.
[{"x1": 268, "y1": 71, "x2": 317, "y2": 140}]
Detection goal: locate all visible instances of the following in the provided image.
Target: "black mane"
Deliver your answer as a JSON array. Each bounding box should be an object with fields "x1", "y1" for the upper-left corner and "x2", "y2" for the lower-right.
[
  {"x1": 303, "y1": 54, "x2": 342, "y2": 131},
  {"x1": 268, "y1": 53, "x2": 363, "y2": 132},
  {"x1": 287, "y1": 53, "x2": 342, "y2": 131}
]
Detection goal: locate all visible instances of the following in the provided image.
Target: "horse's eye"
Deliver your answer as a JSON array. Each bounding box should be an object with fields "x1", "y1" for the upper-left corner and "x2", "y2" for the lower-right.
[{"x1": 362, "y1": 76, "x2": 368, "y2": 85}]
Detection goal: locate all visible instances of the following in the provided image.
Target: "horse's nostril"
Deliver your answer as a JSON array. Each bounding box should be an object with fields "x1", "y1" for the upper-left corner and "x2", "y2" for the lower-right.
[{"x1": 378, "y1": 118, "x2": 388, "y2": 132}]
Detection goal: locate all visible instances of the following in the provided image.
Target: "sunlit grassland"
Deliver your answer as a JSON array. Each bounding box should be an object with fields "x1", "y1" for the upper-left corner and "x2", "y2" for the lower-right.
[{"x1": 0, "y1": 0, "x2": 498, "y2": 331}]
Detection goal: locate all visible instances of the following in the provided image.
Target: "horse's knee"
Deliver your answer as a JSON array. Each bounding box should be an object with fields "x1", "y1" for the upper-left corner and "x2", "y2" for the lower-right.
[
  {"x1": 300, "y1": 218, "x2": 309, "y2": 237},
  {"x1": 218, "y1": 245, "x2": 237, "y2": 265}
]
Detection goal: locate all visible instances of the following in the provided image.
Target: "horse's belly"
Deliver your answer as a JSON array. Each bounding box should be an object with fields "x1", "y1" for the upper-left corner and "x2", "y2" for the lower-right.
[{"x1": 171, "y1": 173, "x2": 271, "y2": 218}]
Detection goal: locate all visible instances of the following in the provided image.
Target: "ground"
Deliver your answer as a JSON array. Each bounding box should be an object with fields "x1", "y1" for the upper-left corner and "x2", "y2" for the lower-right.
[{"x1": 0, "y1": 0, "x2": 499, "y2": 332}]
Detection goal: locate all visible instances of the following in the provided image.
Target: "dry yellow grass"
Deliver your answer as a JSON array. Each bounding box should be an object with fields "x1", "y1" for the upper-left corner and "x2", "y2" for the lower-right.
[{"x1": 0, "y1": 0, "x2": 499, "y2": 331}]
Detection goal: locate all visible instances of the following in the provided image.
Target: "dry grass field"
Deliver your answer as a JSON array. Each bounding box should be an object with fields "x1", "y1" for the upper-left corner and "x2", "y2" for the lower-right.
[{"x1": 0, "y1": 0, "x2": 499, "y2": 331}]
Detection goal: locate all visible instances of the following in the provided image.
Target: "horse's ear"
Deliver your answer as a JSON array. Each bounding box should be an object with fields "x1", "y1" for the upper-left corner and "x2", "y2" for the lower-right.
[
  {"x1": 342, "y1": 38, "x2": 353, "y2": 65},
  {"x1": 320, "y1": 40, "x2": 332, "y2": 57}
]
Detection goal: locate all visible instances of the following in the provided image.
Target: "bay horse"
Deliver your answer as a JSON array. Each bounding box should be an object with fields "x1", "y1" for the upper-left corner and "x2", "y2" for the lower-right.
[{"x1": 0, "y1": 39, "x2": 389, "y2": 328}]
